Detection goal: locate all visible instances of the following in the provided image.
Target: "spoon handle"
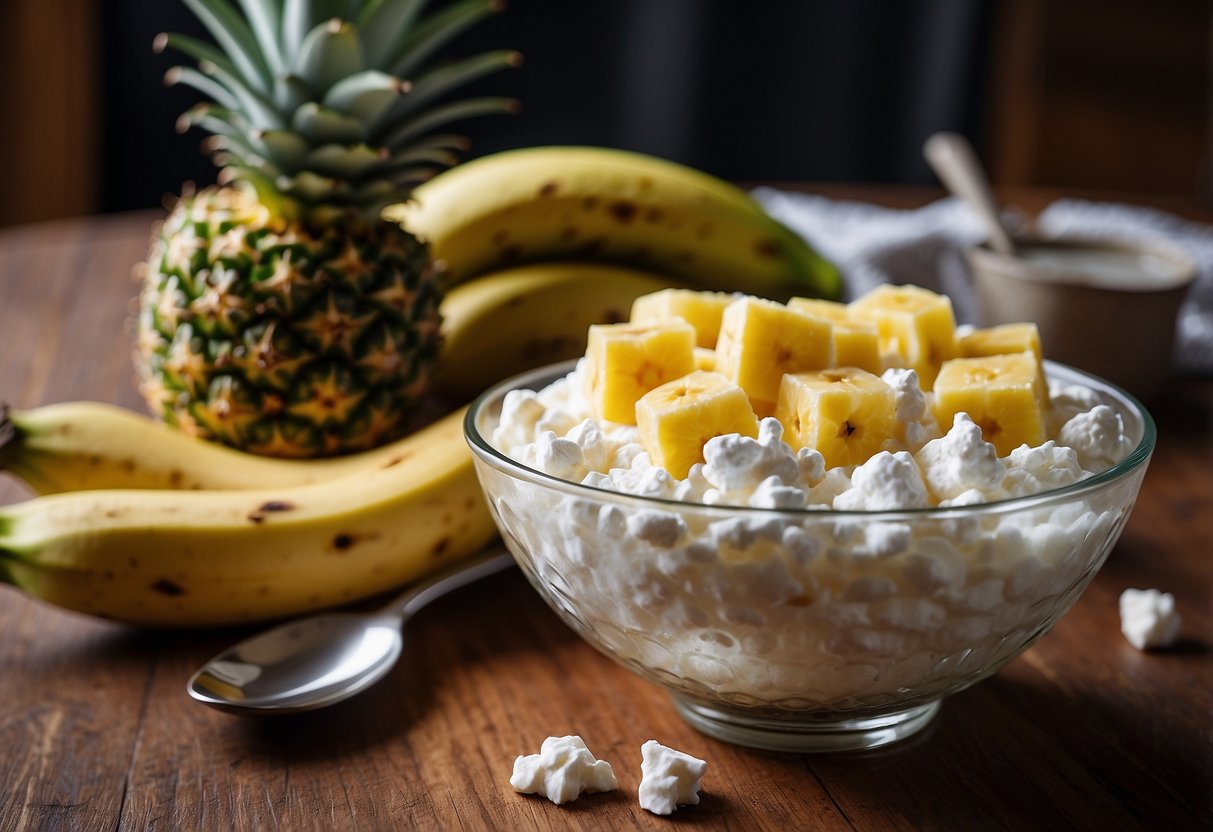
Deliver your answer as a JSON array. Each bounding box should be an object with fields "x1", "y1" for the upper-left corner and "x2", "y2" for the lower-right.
[
  {"x1": 924, "y1": 132, "x2": 1016, "y2": 257},
  {"x1": 388, "y1": 545, "x2": 515, "y2": 620}
]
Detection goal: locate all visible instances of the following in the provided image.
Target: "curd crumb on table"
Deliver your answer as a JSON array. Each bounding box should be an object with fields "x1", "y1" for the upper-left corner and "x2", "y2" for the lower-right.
[
  {"x1": 510, "y1": 736, "x2": 618, "y2": 804},
  {"x1": 638, "y1": 740, "x2": 708, "y2": 816},
  {"x1": 1118, "y1": 588, "x2": 1181, "y2": 650}
]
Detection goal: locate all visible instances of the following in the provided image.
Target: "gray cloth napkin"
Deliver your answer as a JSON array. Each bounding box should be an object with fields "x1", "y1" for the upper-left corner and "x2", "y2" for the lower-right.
[{"x1": 752, "y1": 189, "x2": 1213, "y2": 375}]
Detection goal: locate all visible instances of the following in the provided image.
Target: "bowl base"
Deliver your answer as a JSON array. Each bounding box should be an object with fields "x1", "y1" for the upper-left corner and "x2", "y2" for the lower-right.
[{"x1": 671, "y1": 697, "x2": 941, "y2": 753}]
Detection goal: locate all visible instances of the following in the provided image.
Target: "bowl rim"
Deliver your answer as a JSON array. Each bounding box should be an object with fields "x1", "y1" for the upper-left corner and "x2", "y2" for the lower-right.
[
  {"x1": 966, "y1": 233, "x2": 1197, "y2": 294},
  {"x1": 464, "y1": 359, "x2": 1157, "y2": 521}
]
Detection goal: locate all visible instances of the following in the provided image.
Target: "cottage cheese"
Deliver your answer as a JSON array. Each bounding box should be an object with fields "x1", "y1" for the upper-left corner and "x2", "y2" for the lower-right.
[
  {"x1": 510, "y1": 735, "x2": 618, "y2": 804},
  {"x1": 638, "y1": 740, "x2": 708, "y2": 815},
  {"x1": 1118, "y1": 588, "x2": 1181, "y2": 650},
  {"x1": 484, "y1": 361, "x2": 1141, "y2": 709}
]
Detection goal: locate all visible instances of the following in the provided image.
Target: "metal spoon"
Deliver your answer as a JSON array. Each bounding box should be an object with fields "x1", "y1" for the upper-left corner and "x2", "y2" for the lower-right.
[
  {"x1": 924, "y1": 131, "x2": 1017, "y2": 256},
  {"x1": 187, "y1": 547, "x2": 514, "y2": 715}
]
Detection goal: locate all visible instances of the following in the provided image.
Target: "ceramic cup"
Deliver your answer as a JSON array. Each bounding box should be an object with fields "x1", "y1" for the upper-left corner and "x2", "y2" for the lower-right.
[{"x1": 966, "y1": 235, "x2": 1195, "y2": 400}]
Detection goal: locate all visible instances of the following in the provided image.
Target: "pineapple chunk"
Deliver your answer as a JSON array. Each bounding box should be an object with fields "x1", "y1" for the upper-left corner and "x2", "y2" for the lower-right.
[
  {"x1": 630, "y1": 288, "x2": 736, "y2": 348},
  {"x1": 715, "y1": 297, "x2": 833, "y2": 413},
  {"x1": 775, "y1": 368, "x2": 897, "y2": 469},
  {"x1": 957, "y1": 322, "x2": 1042, "y2": 361},
  {"x1": 693, "y1": 347, "x2": 717, "y2": 372},
  {"x1": 637, "y1": 371, "x2": 758, "y2": 477},
  {"x1": 584, "y1": 320, "x2": 696, "y2": 424},
  {"x1": 933, "y1": 351, "x2": 1046, "y2": 456},
  {"x1": 848, "y1": 284, "x2": 957, "y2": 389},
  {"x1": 958, "y1": 321, "x2": 1048, "y2": 396},
  {"x1": 788, "y1": 297, "x2": 881, "y2": 373}
]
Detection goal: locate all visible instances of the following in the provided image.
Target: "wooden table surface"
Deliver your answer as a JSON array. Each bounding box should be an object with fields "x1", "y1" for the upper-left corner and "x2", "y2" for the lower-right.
[{"x1": 1, "y1": 188, "x2": 1210, "y2": 831}]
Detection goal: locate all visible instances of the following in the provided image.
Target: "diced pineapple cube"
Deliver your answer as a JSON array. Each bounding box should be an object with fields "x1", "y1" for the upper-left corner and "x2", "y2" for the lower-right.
[
  {"x1": 637, "y1": 371, "x2": 758, "y2": 477},
  {"x1": 630, "y1": 288, "x2": 736, "y2": 348},
  {"x1": 715, "y1": 297, "x2": 833, "y2": 413},
  {"x1": 774, "y1": 368, "x2": 897, "y2": 469},
  {"x1": 957, "y1": 322, "x2": 1043, "y2": 361},
  {"x1": 786, "y1": 297, "x2": 851, "y2": 322},
  {"x1": 693, "y1": 347, "x2": 717, "y2": 372},
  {"x1": 788, "y1": 297, "x2": 881, "y2": 373},
  {"x1": 958, "y1": 322, "x2": 1048, "y2": 398},
  {"x1": 933, "y1": 351, "x2": 1046, "y2": 456},
  {"x1": 584, "y1": 320, "x2": 696, "y2": 424},
  {"x1": 848, "y1": 284, "x2": 957, "y2": 389}
]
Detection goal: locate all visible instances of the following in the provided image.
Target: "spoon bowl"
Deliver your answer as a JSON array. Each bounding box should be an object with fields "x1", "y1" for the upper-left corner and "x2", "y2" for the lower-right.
[{"x1": 187, "y1": 547, "x2": 513, "y2": 715}]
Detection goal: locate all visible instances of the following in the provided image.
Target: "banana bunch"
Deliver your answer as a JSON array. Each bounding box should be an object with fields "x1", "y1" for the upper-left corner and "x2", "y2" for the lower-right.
[
  {"x1": 386, "y1": 145, "x2": 841, "y2": 301},
  {"x1": 1, "y1": 146, "x2": 840, "y2": 627},
  {"x1": 0, "y1": 407, "x2": 499, "y2": 627}
]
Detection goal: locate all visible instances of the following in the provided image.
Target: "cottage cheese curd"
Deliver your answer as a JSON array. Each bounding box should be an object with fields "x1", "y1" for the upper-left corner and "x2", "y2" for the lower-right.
[
  {"x1": 510, "y1": 735, "x2": 618, "y2": 804},
  {"x1": 638, "y1": 740, "x2": 708, "y2": 815},
  {"x1": 1118, "y1": 588, "x2": 1181, "y2": 650},
  {"x1": 482, "y1": 361, "x2": 1141, "y2": 710}
]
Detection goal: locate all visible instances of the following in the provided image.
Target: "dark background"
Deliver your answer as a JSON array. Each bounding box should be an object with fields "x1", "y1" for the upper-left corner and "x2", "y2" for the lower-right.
[
  {"x1": 98, "y1": 0, "x2": 997, "y2": 212},
  {"x1": 0, "y1": 0, "x2": 1208, "y2": 226}
]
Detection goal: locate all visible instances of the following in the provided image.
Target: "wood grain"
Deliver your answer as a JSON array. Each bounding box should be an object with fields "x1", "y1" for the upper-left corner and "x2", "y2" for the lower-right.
[{"x1": 0, "y1": 193, "x2": 1209, "y2": 831}]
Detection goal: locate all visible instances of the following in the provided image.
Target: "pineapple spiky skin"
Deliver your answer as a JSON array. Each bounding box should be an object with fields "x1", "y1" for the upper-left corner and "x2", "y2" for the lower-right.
[
  {"x1": 135, "y1": 1, "x2": 517, "y2": 456},
  {"x1": 137, "y1": 187, "x2": 441, "y2": 456},
  {"x1": 933, "y1": 351, "x2": 1046, "y2": 457},
  {"x1": 583, "y1": 321, "x2": 696, "y2": 424},
  {"x1": 774, "y1": 367, "x2": 896, "y2": 469},
  {"x1": 637, "y1": 371, "x2": 758, "y2": 477}
]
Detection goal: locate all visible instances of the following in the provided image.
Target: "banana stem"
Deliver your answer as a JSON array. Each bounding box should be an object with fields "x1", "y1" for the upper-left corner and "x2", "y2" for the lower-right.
[
  {"x1": 0, "y1": 406, "x2": 46, "y2": 492},
  {"x1": 0, "y1": 404, "x2": 15, "y2": 459},
  {"x1": 0, "y1": 403, "x2": 27, "y2": 482}
]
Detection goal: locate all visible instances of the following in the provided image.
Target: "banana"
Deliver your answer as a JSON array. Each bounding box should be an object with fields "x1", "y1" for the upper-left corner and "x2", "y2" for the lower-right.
[
  {"x1": 433, "y1": 261, "x2": 678, "y2": 401},
  {"x1": 384, "y1": 145, "x2": 841, "y2": 300},
  {"x1": 0, "y1": 401, "x2": 457, "y2": 494},
  {"x1": 0, "y1": 407, "x2": 500, "y2": 627}
]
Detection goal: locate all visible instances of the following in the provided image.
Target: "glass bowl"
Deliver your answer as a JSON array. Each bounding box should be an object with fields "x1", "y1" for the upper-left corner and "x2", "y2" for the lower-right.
[{"x1": 464, "y1": 360, "x2": 1154, "y2": 752}]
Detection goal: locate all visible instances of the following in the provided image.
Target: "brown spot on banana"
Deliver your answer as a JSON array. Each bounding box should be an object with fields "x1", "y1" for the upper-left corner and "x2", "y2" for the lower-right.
[
  {"x1": 248, "y1": 500, "x2": 296, "y2": 524},
  {"x1": 609, "y1": 201, "x2": 638, "y2": 223},
  {"x1": 520, "y1": 336, "x2": 581, "y2": 361},
  {"x1": 432, "y1": 537, "x2": 450, "y2": 557},
  {"x1": 330, "y1": 531, "x2": 381, "y2": 552},
  {"x1": 152, "y1": 579, "x2": 185, "y2": 596},
  {"x1": 755, "y1": 238, "x2": 782, "y2": 258},
  {"x1": 538, "y1": 180, "x2": 559, "y2": 197}
]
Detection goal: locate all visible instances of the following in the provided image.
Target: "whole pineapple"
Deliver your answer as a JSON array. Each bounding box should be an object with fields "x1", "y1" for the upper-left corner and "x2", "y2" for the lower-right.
[{"x1": 136, "y1": 0, "x2": 519, "y2": 457}]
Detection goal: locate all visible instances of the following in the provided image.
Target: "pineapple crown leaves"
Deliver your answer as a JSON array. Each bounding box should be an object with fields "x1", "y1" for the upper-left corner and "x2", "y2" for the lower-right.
[{"x1": 160, "y1": 0, "x2": 520, "y2": 222}]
